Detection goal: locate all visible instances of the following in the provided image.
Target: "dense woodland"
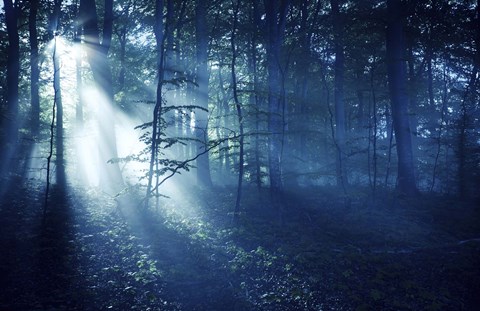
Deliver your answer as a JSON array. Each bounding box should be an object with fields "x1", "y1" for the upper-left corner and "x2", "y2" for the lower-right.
[{"x1": 0, "y1": 0, "x2": 479, "y2": 310}]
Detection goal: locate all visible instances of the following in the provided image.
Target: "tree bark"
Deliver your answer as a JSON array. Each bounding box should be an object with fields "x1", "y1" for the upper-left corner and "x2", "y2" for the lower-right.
[
  {"x1": 264, "y1": 0, "x2": 289, "y2": 193},
  {"x1": 331, "y1": 0, "x2": 349, "y2": 189},
  {"x1": 29, "y1": 0, "x2": 40, "y2": 136},
  {"x1": 51, "y1": 0, "x2": 66, "y2": 187},
  {"x1": 195, "y1": 0, "x2": 213, "y2": 187},
  {"x1": 145, "y1": 0, "x2": 165, "y2": 208},
  {"x1": 231, "y1": 0, "x2": 244, "y2": 223},
  {"x1": 250, "y1": 0, "x2": 262, "y2": 190},
  {"x1": 386, "y1": 0, "x2": 418, "y2": 196}
]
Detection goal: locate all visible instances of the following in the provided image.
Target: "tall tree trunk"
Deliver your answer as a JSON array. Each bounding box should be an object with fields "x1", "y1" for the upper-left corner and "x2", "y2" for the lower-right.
[
  {"x1": 79, "y1": 0, "x2": 123, "y2": 190},
  {"x1": 195, "y1": 0, "x2": 213, "y2": 187},
  {"x1": 145, "y1": 0, "x2": 165, "y2": 208},
  {"x1": 1, "y1": 0, "x2": 20, "y2": 175},
  {"x1": 217, "y1": 66, "x2": 232, "y2": 175},
  {"x1": 331, "y1": 0, "x2": 348, "y2": 189},
  {"x1": 430, "y1": 60, "x2": 448, "y2": 192},
  {"x1": 231, "y1": 0, "x2": 244, "y2": 223},
  {"x1": 250, "y1": 0, "x2": 262, "y2": 190},
  {"x1": 384, "y1": 105, "x2": 394, "y2": 188},
  {"x1": 296, "y1": 1, "x2": 309, "y2": 157},
  {"x1": 386, "y1": 0, "x2": 418, "y2": 196},
  {"x1": 51, "y1": 0, "x2": 66, "y2": 187},
  {"x1": 264, "y1": 0, "x2": 289, "y2": 194},
  {"x1": 117, "y1": 29, "x2": 127, "y2": 92},
  {"x1": 185, "y1": 71, "x2": 194, "y2": 159},
  {"x1": 369, "y1": 66, "x2": 378, "y2": 195},
  {"x1": 29, "y1": 0, "x2": 40, "y2": 136},
  {"x1": 407, "y1": 35, "x2": 420, "y2": 179}
]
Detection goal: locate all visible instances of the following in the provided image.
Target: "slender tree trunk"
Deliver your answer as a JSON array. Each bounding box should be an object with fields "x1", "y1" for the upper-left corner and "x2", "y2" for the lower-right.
[
  {"x1": 386, "y1": 0, "x2": 418, "y2": 196},
  {"x1": 118, "y1": 30, "x2": 127, "y2": 91},
  {"x1": 384, "y1": 106, "x2": 394, "y2": 188},
  {"x1": 44, "y1": 70, "x2": 57, "y2": 216},
  {"x1": 185, "y1": 71, "x2": 194, "y2": 159},
  {"x1": 29, "y1": 0, "x2": 40, "y2": 136},
  {"x1": 250, "y1": 0, "x2": 262, "y2": 190},
  {"x1": 51, "y1": 0, "x2": 66, "y2": 187},
  {"x1": 231, "y1": 0, "x2": 244, "y2": 224},
  {"x1": 407, "y1": 39, "x2": 420, "y2": 178},
  {"x1": 370, "y1": 68, "x2": 378, "y2": 195},
  {"x1": 297, "y1": 1, "x2": 309, "y2": 158},
  {"x1": 145, "y1": 0, "x2": 165, "y2": 208},
  {"x1": 430, "y1": 61, "x2": 448, "y2": 192},
  {"x1": 331, "y1": 0, "x2": 348, "y2": 189},
  {"x1": 195, "y1": 0, "x2": 213, "y2": 187},
  {"x1": 264, "y1": 0, "x2": 289, "y2": 194},
  {"x1": 216, "y1": 67, "x2": 232, "y2": 175},
  {"x1": 357, "y1": 90, "x2": 365, "y2": 132},
  {"x1": 165, "y1": 0, "x2": 174, "y2": 82}
]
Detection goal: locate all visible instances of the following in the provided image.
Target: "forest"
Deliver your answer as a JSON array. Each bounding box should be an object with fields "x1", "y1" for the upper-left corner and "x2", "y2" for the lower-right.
[{"x1": 0, "y1": 0, "x2": 479, "y2": 309}]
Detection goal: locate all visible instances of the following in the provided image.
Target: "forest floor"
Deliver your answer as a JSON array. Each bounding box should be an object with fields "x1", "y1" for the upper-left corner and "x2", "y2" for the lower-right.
[{"x1": 0, "y1": 178, "x2": 479, "y2": 310}]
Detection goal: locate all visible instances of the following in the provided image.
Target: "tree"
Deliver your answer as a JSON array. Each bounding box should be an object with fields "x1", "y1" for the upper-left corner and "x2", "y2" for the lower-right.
[
  {"x1": 51, "y1": 0, "x2": 66, "y2": 186},
  {"x1": 195, "y1": 0, "x2": 213, "y2": 187},
  {"x1": 331, "y1": 0, "x2": 348, "y2": 189},
  {"x1": 248, "y1": 0, "x2": 263, "y2": 190},
  {"x1": 386, "y1": 0, "x2": 418, "y2": 196},
  {"x1": 29, "y1": 0, "x2": 40, "y2": 136},
  {"x1": 264, "y1": 0, "x2": 289, "y2": 193},
  {"x1": 231, "y1": 0, "x2": 244, "y2": 223},
  {"x1": 145, "y1": 0, "x2": 165, "y2": 208}
]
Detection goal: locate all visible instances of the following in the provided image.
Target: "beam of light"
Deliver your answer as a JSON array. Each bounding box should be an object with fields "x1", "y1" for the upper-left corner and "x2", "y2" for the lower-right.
[
  {"x1": 44, "y1": 33, "x2": 210, "y2": 216},
  {"x1": 70, "y1": 86, "x2": 116, "y2": 188},
  {"x1": 73, "y1": 110, "x2": 100, "y2": 187},
  {"x1": 26, "y1": 143, "x2": 45, "y2": 181},
  {"x1": 115, "y1": 112, "x2": 148, "y2": 185}
]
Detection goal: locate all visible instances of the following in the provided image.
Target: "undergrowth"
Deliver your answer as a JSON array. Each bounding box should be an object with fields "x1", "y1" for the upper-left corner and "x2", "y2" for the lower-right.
[{"x1": 1, "y1": 181, "x2": 479, "y2": 310}]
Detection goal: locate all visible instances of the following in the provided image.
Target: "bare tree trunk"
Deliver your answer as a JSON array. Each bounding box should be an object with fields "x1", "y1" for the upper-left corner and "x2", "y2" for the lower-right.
[
  {"x1": 231, "y1": 0, "x2": 244, "y2": 224},
  {"x1": 195, "y1": 0, "x2": 213, "y2": 187},
  {"x1": 407, "y1": 37, "x2": 420, "y2": 181},
  {"x1": 264, "y1": 0, "x2": 289, "y2": 194},
  {"x1": 250, "y1": 0, "x2": 262, "y2": 190},
  {"x1": 45, "y1": 30, "x2": 63, "y2": 214},
  {"x1": 386, "y1": 0, "x2": 418, "y2": 196},
  {"x1": 430, "y1": 60, "x2": 448, "y2": 192},
  {"x1": 331, "y1": 0, "x2": 348, "y2": 189},
  {"x1": 51, "y1": 0, "x2": 66, "y2": 187},
  {"x1": 369, "y1": 67, "x2": 378, "y2": 195},
  {"x1": 384, "y1": 107, "x2": 394, "y2": 188},
  {"x1": 145, "y1": 0, "x2": 165, "y2": 208}
]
